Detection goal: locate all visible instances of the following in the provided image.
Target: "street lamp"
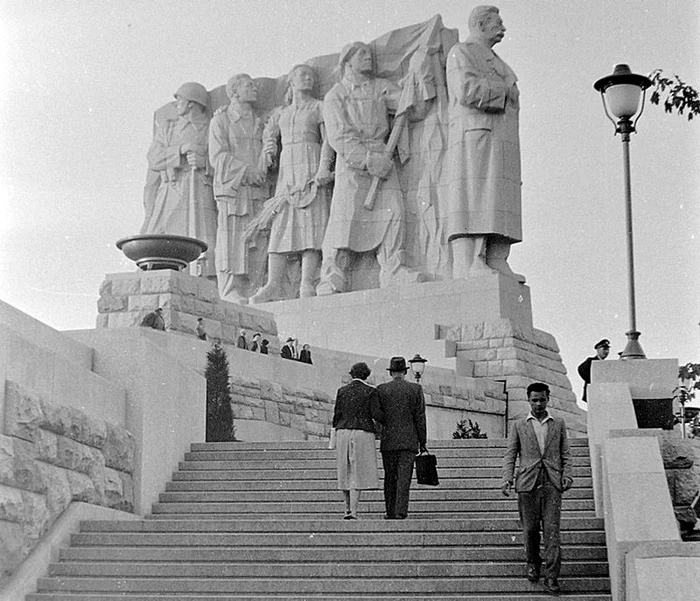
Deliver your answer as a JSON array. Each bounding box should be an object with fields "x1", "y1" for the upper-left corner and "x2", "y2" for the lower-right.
[
  {"x1": 594, "y1": 64, "x2": 652, "y2": 360},
  {"x1": 408, "y1": 354, "x2": 428, "y2": 383}
]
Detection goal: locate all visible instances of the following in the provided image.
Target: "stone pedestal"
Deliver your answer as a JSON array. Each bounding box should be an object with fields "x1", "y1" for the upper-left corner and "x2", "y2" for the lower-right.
[
  {"x1": 96, "y1": 270, "x2": 278, "y2": 351},
  {"x1": 261, "y1": 273, "x2": 584, "y2": 433}
]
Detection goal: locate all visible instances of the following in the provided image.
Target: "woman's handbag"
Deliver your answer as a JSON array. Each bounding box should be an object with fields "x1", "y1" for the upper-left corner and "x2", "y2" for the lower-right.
[
  {"x1": 328, "y1": 428, "x2": 337, "y2": 450},
  {"x1": 415, "y1": 451, "x2": 439, "y2": 486}
]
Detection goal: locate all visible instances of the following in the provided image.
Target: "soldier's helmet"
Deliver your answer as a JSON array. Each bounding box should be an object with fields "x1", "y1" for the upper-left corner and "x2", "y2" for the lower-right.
[{"x1": 174, "y1": 82, "x2": 209, "y2": 108}]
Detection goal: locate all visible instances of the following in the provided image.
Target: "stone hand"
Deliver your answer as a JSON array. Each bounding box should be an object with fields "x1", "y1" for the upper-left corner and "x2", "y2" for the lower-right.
[
  {"x1": 245, "y1": 167, "x2": 266, "y2": 187},
  {"x1": 186, "y1": 151, "x2": 206, "y2": 169},
  {"x1": 181, "y1": 143, "x2": 204, "y2": 155},
  {"x1": 314, "y1": 166, "x2": 334, "y2": 186},
  {"x1": 562, "y1": 476, "x2": 573, "y2": 492},
  {"x1": 366, "y1": 152, "x2": 393, "y2": 179}
]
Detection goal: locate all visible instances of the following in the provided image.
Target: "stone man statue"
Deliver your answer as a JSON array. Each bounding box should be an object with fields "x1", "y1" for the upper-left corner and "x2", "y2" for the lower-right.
[
  {"x1": 209, "y1": 74, "x2": 270, "y2": 303},
  {"x1": 317, "y1": 42, "x2": 426, "y2": 295},
  {"x1": 142, "y1": 82, "x2": 217, "y2": 277},
  {"x1": 445, "y1": 5, "x2": 523, "y2": 282}
]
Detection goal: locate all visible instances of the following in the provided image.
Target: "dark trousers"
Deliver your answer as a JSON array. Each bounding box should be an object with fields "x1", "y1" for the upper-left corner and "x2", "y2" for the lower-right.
[
  {"x1": 381, "y1": 450, "x2": 415, "y2": 518},
  {"x1": 518, "y1": 470, "x2": 563, "y2": 578}
]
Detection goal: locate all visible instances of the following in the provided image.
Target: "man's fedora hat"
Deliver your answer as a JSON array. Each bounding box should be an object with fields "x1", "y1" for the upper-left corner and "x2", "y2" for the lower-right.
[
  {"x1": 387, "y1": 356, "x2": 408, "y2": 372},
  {"x1": 594, "y1": 339, "x2": 610, "y2": 349}
]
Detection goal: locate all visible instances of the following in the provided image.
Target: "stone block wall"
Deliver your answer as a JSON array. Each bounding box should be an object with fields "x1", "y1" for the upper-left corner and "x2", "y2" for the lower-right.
[
  {"x1": 438, "y1": 318, "x2": 585, "y2": 434},
  {"x1": 0, "y1": 381, "x2": 136, "y2": 584},
  {"x1": 229, "y1": 373, "x2": 506, "y2": 441},
  {"x1": 96, "y1": 270, "x2": 279, "y2": 352},
  {"x1": 660, "y1": 434, "x2": 700, "y2": 533}
]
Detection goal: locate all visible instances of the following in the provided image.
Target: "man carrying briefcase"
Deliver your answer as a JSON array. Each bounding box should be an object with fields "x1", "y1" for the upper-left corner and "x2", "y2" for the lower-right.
[{"x1": 377, "y1": 356, "x2": 428, "y2": 519}]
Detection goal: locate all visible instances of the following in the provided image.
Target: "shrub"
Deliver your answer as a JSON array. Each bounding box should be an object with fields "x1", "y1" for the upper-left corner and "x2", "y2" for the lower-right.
[
  {"x1": 453, "y1": 419, "x2": 487, "y2": 439},
  {"x1": 205, "y1": 341, "x2": 236, "y2": 442}
]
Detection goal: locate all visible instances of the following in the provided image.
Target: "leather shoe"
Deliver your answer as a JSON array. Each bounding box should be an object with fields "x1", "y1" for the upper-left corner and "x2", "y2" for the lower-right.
[
  {"x1": 544, "y1": 577, "x2": 560, "y2": 595},
  {"x1": 526, "y1": 566, "x2": 540, "y2": 583}
]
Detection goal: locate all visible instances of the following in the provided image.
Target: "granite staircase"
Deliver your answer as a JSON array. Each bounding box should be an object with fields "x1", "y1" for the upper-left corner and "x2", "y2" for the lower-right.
[{"x1": 28, "y1": 438, "x2": 611, "y2": 600}]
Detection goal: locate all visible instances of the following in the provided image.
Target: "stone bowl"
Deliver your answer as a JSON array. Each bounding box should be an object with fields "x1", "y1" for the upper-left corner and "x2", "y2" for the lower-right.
[{"x1": 116, "y1": 234, "x2": 208, "y2": 271}]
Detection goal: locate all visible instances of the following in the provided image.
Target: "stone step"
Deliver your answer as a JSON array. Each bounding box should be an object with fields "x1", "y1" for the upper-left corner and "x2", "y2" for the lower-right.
[
  {"x1": 27, "y1": 594, "x2": 612, "y2": 601},
  {"x1": 164, "y1": 479, "x2": 595, "y2": 495},
  {"x1": 47, "y1": 560, "x2": 609, "y2": 578},
  {"x1": 145, "y1": 511, "x2": 599, "y2": 521},
  {"x1": 173, "y1": 465, "x2": 593, "y2": 479},
  {"x1": 34, "y1": 575, "x2": 611, "y2": 595},
  {"x1": 179, "y1": 456, "x2": 592, "y2": 468},
  {"x1": 188, "y1": 438, "x2": 592, "y2": 451},
  {"x1": 79, "y1": 517, "x2": 604, "y2": 533},
  {"x1": 150, "y1": 499, "x2": 596, "y2": 514},
  {"x1": 184, "y1": 446, "x2": 592, "y2": 460},
  {"x1": 160, "y1": 485, "x2": 595, "y2": 499},
  {"x1": 169, "y1": 472, "x2": 594, "y2": 488},
  {"x1": 70, "y1": 530, "x2": 606, "y2": 547},
  {"x1": 33, "y1": 436, "x2": 609, "y2": 600},
  {"x1": 59, "y1": 545, "x2": 609, "y2": 563}
]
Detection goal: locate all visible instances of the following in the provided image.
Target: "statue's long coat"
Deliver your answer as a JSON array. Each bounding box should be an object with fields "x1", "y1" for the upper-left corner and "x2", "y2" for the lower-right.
[{"x1": 444, "y1": 38, "x2": 522, "y2": 243}]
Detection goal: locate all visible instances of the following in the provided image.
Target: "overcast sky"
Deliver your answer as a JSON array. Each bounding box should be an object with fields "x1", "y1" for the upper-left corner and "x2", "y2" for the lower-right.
[{"x1": 1, "y1": 0, "x2": 698, "y2": 400}]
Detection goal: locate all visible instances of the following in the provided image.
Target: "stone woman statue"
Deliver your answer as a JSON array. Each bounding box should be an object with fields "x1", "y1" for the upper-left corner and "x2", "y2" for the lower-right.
[{"x1": 250, "y1": 64, "x2": 334, "y2": 303}]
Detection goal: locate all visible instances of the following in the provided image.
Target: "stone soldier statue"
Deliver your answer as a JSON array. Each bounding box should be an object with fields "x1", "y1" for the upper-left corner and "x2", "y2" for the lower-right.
[
  {"x1": 209, "y1": 74, "x2": 270, "y2": 303},
  {"x1": 317, "y1": 42, "x2": 426, "y2": 295},
  {"x1": 445, "y1": 5, "x2": 524, "y2": 282},
  {"x1": 142, "y1": 82, "x2": 217, "y2": 277}
]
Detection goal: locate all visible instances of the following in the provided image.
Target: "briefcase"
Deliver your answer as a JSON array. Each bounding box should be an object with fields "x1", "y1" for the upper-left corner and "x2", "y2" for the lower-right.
[{"x1": 415, "y1": 452, "x2": 439, "y2": 486}]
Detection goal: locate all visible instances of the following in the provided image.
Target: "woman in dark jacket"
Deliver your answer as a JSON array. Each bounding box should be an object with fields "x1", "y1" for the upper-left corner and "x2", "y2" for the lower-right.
[{"x1": 331, "y1": 362, "x2": 383, "y2": 519}]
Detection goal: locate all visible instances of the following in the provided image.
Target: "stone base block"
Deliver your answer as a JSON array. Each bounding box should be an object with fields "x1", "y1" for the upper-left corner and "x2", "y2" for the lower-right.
[{"x1": 97, "y1": 271, "x2": 278, "y2": 349}]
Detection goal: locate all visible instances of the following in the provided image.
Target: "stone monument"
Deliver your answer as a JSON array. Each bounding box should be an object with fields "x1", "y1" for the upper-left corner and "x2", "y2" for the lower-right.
[{"x1": 116, "y1": 9, "x2": 583, "y2": 428}]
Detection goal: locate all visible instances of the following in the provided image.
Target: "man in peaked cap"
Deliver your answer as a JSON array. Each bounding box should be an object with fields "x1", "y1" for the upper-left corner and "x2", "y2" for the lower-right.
[
  {"x1": 577, "y1": 339, "x2": 611, "y2": 403},
  {"x1": 142, "y1": 82, "x2": 217, "y2": 278},
  {"x1": 376, "y1": 356, "x2": 427, "y2": 519}
]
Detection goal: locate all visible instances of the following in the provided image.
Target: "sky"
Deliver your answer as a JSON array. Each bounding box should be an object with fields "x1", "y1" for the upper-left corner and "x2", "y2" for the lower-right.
[{"x1": 1, "y1": 0, "x2": 699, "y2": 401}]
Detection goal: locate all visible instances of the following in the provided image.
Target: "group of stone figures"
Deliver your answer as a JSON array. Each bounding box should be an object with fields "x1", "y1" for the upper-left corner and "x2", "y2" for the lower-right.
[{"x1": 141, "y1": 7, "x2": 524, "y2": 305}]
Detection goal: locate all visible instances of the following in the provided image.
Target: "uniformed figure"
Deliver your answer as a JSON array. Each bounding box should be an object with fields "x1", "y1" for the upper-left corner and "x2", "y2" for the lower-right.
[
  {"x1": 209, "y1": 74, "x2": 270, "y2": 303},
  {"x1": 142, "y1": 82, "x2": 217, "y2": 278},
  {"x1": 577, "y1": 339, "x2": 611, "y2": 403},
  {"x1": 445, "y1": 6, "x2": 523, "y2": 282}
]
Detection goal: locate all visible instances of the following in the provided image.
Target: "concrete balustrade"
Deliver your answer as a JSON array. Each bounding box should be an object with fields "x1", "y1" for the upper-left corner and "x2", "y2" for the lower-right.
[{"x1": 587, "y1": 359, "x2": 700, "y2": 601}]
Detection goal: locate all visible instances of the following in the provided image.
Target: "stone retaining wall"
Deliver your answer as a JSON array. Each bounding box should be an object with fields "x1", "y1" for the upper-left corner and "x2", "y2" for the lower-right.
[
  {"x1": 229, "y1": 373, "x2": 506, "y2": 440},
  {"x1": 439, "y1": 318, "x2": 585, "y2": 434},
  {"x1": 661, "y1": 435, "x2": 700, "y2": 532},
  {"x1": 0, "y1": 381, "x2": 136, "y2": 585}
]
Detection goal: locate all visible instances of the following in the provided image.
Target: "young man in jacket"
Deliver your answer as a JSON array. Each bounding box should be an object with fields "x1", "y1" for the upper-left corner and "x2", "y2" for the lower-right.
[{"x1": 502, "y1": 382, "x2": 573, "y2": 595}]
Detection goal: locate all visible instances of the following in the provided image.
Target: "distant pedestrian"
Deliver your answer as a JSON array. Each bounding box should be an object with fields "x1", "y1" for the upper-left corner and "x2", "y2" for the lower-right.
[
  {"x1": 237, "y1": 329, "x2": 248, "y2": 350},
  {"x1": 260, "y1": 339, "x2": 270, "y2": 355},
  {"x1": 502, "y1": 382, "x2": 573, "y2": 595},
  {"x1": 140, "y1": 307, "x2": 165, "y2": 331},
  {"x1": 577, "y1": 339, "x2": 610, "y2": 403},
  {"x1": 377, "y1": 356, "x2": 427, "y2": 520},
  {"x1": 332, "y1": 362, "x2": 383, "y2": 519},
  {"x1": 281, "y1": 337, "x2": 296, "y2": 360},
  {"x1": 250, "y1": 332, "x2": 261, "y2": 352},
  {"x1": 195, "y1": 318, "x2": 207, "y2": 340},
  {"x1": 299, "y1": 343, "x2": 313, "y2": 364}
]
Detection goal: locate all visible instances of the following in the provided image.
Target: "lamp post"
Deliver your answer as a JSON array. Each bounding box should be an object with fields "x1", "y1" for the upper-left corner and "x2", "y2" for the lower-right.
[
  {"x1": 408, "y1": 354, "x2": 428, "y2": 383},
  {"x1": 594, "y1": 64, "x2": 652, "y2": 360}
]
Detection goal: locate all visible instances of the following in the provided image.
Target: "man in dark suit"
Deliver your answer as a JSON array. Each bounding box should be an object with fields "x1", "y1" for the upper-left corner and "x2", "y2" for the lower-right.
[
  {"x1": 281, "y1": 337, "x2": 296, "y2": 360},
  {"x1": 377, "y1": 356, "x2": 427, "y2": 520},
  {"x1": 577, "y1": 338, "x2": 610, "y2": 402},
  {"x1": 502, "y1": 382, "x2": 573, "y2": 595}
]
